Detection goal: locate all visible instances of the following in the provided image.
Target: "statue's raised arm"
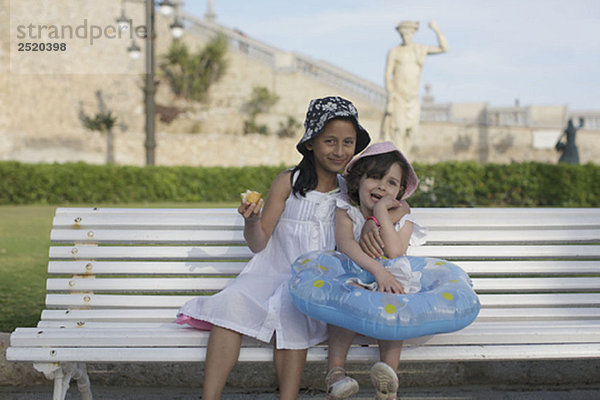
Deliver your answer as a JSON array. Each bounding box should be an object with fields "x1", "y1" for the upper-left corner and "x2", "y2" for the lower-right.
[{"x1": 427, "y1": 20, "x2": 449, "y2": 54}]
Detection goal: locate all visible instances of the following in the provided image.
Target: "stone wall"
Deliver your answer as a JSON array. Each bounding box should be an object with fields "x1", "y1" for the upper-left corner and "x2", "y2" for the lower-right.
[
  {"x1": 0, "y1": 0, "x2": 384, "y2": 167},
  {"x1": 1, "y1": 0, "x2": 598, "y2": 167},
  {"x1": 412, "y1": 123, "x2": 599, "y2": 164},
  {"x1": 4, "y1": 119, "x2": 597, "y2": 167}
]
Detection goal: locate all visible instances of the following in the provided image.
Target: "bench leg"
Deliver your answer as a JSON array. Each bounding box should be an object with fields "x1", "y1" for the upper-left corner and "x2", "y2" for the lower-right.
[{"x1": 33, "y1": 362, "x2": 93, "y2": 400}]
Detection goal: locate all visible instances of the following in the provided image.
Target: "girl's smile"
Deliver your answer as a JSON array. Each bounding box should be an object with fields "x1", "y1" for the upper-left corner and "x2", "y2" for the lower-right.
[
  {"x1": 306, "y1": 119, "x2": 357, "y2": 173},
  {"x1": 359, "y1": 162, "x2": 403, "y2": 212}
]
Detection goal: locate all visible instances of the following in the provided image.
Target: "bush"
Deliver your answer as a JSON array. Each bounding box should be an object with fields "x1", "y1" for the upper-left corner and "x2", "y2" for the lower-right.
[
  {"x1": 1, "y1": 161, "x2": 598, "y2": 206},
  {"x1": 410, "y1": 161, "x2": 600, "y2": 207},
  {"x1": 0, "y1": 162, "x2": 282, "y2": 205}
]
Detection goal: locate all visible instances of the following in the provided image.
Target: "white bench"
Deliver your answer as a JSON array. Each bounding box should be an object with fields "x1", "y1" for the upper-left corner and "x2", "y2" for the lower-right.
[{"x1": 6, "y1": 207, "x2": 600, "y2": 400}]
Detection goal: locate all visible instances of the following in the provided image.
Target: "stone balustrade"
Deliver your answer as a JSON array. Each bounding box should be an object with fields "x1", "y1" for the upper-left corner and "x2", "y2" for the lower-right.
[
  {"x1": 420, "y1": 103, "x2": 452, "y2": 122},
  {"x1": 183, "y1": 14, "x2": 386, "y2": 107},
  {"x1": 485, "y1": 106, "x2": 530, "y2": 127},
  {"x1": 569, "y1": 111, "x2": 600, "y2": 130},
  {"x1": 289, "y1": 53, "x2": 386, "y2": 107}
]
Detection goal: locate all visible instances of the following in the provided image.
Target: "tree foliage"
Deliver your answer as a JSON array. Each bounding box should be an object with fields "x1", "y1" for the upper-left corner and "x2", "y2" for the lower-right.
[
  {"x1": 160, "y1": 34, "x2": 228, "y2": 102},
  {"x1": 81, "y1": 111, "x2": 117, "y2": 132},
  {"x1": 243, "y1": 86, "x2": 280, "y2": 134}
]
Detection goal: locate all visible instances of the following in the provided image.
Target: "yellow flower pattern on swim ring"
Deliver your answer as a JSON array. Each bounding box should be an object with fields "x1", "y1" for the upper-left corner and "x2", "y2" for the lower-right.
[
  {"x1": 289, "y1": 251, "x2": 480, "y2": 341},
  {"x1": 380, "y1": 295, "x2": 408, "y2": 315}
]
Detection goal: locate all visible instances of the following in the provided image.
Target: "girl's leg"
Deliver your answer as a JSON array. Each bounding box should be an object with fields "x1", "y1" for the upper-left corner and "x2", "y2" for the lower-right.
[
  {"x1": 273, "y1": 347, "x2": 307, "y2": 400},
  {"x1": 325, "y1": 325, "x2": 359, "y2": 399},
  {"x1": 327, "y1": 325, "x2": 357, "y2": 370},
  {"x1": 377, "y1": 339, "x2": 403, "y2": 370},
  {"x1": 371, "y1": 340, "x2": 403, "y2": 400},
  {"x1": 202, "y1": 325, "x2": 242, "y2": 400}
]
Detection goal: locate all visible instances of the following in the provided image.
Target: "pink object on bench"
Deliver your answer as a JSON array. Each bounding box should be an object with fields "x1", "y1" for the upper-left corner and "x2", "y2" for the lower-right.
[{"x1": 176, "y1": 315, "x2": 213, "y2": 331}]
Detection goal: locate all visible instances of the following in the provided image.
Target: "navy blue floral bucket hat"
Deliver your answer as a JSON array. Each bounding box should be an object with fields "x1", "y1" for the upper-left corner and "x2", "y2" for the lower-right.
[{"x1": 296, "y1": 96, "x2": 371, "y2": 155}]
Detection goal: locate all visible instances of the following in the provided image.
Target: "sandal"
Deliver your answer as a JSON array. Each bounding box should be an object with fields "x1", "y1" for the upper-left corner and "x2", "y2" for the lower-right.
[
  {"x1": 325, "y1": 366, "x2": 359, "y2": 399},
  {"x1": 370, "y1": 362, "x2": 399, "y2": 400}
]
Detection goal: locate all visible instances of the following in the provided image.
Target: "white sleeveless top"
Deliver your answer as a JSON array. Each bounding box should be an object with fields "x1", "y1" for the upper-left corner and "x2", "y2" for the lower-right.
[{"x1": 177, "y1": 173, "x2": 346, "y2": 349}]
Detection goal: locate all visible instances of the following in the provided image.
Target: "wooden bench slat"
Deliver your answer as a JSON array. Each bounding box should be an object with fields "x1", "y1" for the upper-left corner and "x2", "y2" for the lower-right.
[
  {"x1": 11, "y1": 322, "x2": 600, "y2": 348},
  {"x1": 411, "y1": 208, "x2": 600, "y2": 217},
  {"x1": 55, "y1": 207, "x2": 600, "y2": 215},
  {"x1": 38, "y1": 307, "x2": 600, "y2": 324},
  {"x1": 50, "y1": 228, "x2": 600, "y2": 245},
  {"x1": 408, "y1": 245, "x2": 600, "y2": 259},
  {"x1": 52, "y1": 214, "x2": 600, "y2": 229},
  {"x1": 53, "y1": 207, "x2": 600, "y2": 229},
  {"x1": 36, "y1": 317, "x2": 600, "y2": 329},
  {"x1": 9, "y1": 342, "x2": 600, "y2": 363},
  {"x1": 476, "y1": 307, "x2": 600, "y2": 321},
  {"x1": 425, "y1": 229, "x2": 600, "y2": 244},
  {"x1": 53, "y1": 214, "x2": 244, "y2": 230},
  {"x1": 478, "y1": 293, "x2": 600, "y2": 307},
  {"x1": 47, "y1": 261, "x2": 248, "y2": 275},
  {"x1": 45, "y1": 276, "x2": 600, "y2": 293},
  {"x1": 346, "y1": 343, "x2": 600, "y2": 362},
  {"x1": 48, "y1": 244, "x2": 600, "y2": 261},
  {"x1": 472, "y1": 277, "x2": 600, "y2": 292},
  {"x1": 55, "y1": 208, "x2": 238, "y2": 215},
  {"x1": 46, "y1": 277, "x2": 233, "y2": 292},
  {"x1": 413, "y1": 215, "x2": 600, "y2": 228},
  {"x1": 45, "y1": 294, "x2": 197, "y2": 308},
  {"x1": 37, "y1": 321, "x2": 177, "y2": 328},
  {"x1": 49, "y1": 245, "x2": 253, "y2": 261},
  {"x1": 46, "y1": 260, "x2": 600, "y2": 276},
  {"x1": 458, "y1": 260, "x2": 600, "y2": 276},
  {"x1": 51, "y1": 229, "x2": 246, "y2": 245},
  {"x1": 44, "y1": 293, "x2": 600, "y2": 309},
  {"x1": 40, "y1": 309, "x2": 179, "y2": 321}
]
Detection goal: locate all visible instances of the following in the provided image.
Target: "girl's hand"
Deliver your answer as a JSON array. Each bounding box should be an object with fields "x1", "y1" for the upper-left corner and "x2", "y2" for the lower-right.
[
  {"x1": 359, "y1": 218, "x2": 385, "y2": 259},
  {"x1": 238, "y1": 198, "x2": 263, "y2": 221},
  {"x1": 374, "y1": 269, "x2": 405, "y2": 294},
  {"x1": 374, "y1": 195, "x2": 402, "y2": 212}
]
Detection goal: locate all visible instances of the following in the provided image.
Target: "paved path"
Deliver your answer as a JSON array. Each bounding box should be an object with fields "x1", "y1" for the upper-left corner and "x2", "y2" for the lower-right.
[{"x1": 2, "y1": 384, "x2": 600, "y2": 400}]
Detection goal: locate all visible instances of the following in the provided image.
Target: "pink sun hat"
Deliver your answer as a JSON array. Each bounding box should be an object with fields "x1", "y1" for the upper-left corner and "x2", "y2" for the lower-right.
[{"x1": 344, "y1": 141, "x2": 419, "y2": 200}]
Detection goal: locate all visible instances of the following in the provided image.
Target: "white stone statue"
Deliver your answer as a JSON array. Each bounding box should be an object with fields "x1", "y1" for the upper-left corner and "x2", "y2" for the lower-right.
[{"x1": 380, "y1": 21, "x2": 448, "y2": 151}]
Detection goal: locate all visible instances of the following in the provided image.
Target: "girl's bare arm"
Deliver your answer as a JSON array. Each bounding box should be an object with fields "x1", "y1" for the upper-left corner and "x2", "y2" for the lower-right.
[
  {"x1": 336, "y1": 208, "x2": 405, "y2": 294},
  {"x1": 241, "y1": 170, "x2": 291, "y2": 253},
  {"x1": 373, "y1": 197, "x2": 413, "y2": 259},
  {"x1": 359, "y1": 200, "x2": 410, "y2": 258}
]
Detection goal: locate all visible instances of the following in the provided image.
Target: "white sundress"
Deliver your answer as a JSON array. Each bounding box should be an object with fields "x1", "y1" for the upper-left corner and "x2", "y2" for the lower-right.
[
  {"x1": 177, "y1": 174, "x2": 346, "y2": 350},
  {"x1": 335, "y1": 197, "x2": 427, "y2": 294}
]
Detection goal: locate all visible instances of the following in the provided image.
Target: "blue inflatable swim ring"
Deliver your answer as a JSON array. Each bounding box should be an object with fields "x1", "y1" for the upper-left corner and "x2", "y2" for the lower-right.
[{"x1": 289, "y1": 250, "x2": 480, "y2": 341}]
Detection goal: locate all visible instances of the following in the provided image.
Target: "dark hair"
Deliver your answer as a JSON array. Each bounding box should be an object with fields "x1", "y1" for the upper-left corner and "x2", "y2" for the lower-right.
[
  {"x1": 346, "y1": 152, "x2": 408, "y2": 205},
  {"x1": 291, "y1": 152, "x2": 317, "y2": 197},
  {"x1": 291, "y1": 117, "x2": 358, "y2": 197}
]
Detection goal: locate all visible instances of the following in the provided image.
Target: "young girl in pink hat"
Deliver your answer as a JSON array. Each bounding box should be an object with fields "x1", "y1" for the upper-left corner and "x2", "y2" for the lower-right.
[{"x1": 325, "y1": 141, "x2": 426, "y2": 400}]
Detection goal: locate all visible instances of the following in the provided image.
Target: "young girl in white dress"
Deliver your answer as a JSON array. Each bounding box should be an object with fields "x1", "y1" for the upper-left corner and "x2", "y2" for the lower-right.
[
  {"x1": 176, "y1": 96, "x2": 371, "y2": 400},
  {"x1": 325, "y1": 141, "x2": 426, "y2": 400}
]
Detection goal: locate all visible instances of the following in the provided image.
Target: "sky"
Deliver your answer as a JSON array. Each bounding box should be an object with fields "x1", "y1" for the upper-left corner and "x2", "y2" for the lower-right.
[{"x1": 183, "y1": 0, "x2": 600, "y2": 110}]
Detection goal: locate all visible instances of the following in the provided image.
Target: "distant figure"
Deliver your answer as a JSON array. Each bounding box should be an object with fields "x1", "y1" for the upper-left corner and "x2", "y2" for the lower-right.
[
  {"x1": 380, "y1": 21, "x2": 448, "y2": 151},
  {"x1": 556, "y1": 117, "x2": 584, "y2": 164}
]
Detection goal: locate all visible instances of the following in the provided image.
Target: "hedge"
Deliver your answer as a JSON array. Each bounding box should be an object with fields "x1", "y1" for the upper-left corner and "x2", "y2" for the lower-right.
[{"x1": 1, "y1": 161, "x2": 598, "y2": 207}]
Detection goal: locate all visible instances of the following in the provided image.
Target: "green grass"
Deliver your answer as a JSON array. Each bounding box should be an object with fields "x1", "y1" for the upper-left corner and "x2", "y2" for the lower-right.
[
  {"x1": 0, "y1": 205, "x2": 54, "y2": 332},
  {"x1": 0, "y1": 202, "x2": 236, "y2": 332}
]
